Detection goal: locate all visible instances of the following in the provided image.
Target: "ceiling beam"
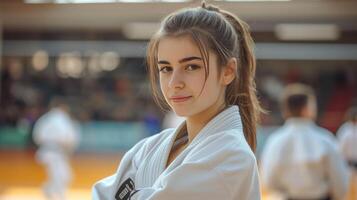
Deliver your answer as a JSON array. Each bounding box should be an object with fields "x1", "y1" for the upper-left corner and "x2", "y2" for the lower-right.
[{"x1": 1, "y1": 0, "x2": 357, "y2": 31}]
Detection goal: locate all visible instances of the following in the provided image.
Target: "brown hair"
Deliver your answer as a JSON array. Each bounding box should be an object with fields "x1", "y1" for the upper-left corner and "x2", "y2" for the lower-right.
[
  {"x1": 146, "y1": 2, "x2": 263, "y2": 151},
  {"x1": 280, "y1": 83, "x2": 316, "y2": 118}
]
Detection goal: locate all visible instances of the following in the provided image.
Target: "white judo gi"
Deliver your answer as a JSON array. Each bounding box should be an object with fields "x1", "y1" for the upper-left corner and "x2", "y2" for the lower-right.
[
  {"x1": 260, "y1": 118, "x2": 350, "y2": 200},
  {"x1": 33, "y1": 108, "x2": 80, "y2": 200},
  {"x1": 337, "y1": 122, "x2": 357, "y2": 168},
  {"x1": 93, "y1": 106, "x2": 261, "y2": 200}
]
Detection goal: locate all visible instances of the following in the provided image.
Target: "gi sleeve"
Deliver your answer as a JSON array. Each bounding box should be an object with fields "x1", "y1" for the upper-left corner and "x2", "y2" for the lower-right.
[{"x1": 92, "y1": 137, "x2": 149, "y2": 200}]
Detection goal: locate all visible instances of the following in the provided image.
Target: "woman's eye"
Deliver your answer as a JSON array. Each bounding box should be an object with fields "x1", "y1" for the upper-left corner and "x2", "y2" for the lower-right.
[
  {"x1": 159, "y1": 66, "x2": 172, "y2": 73},
  {"x1": 186, "y1": 64, "x2": 201, "y2": 71}
]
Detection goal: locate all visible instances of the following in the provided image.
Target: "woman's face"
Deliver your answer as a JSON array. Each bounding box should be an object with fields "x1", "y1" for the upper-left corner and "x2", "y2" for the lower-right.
[{"x1": 157, "y1": 35, "x2": 227, "y2": 119}]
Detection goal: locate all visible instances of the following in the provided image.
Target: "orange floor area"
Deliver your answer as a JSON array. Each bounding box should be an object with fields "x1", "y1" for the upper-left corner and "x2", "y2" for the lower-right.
[
  {"x1": 0, "y1": 150, "x2": 120, "y2": 199},
  {"x1": 0, "y1": 150, "x2": 356, "y2": 200},
  {"x1": 0, "y1": 187, "x2": 91, "y2": 200}
]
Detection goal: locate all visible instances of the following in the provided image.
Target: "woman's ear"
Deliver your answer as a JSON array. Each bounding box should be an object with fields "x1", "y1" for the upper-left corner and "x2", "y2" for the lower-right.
[{"x1": 221, "y1": 58, "x2": 237, "y2": 86}]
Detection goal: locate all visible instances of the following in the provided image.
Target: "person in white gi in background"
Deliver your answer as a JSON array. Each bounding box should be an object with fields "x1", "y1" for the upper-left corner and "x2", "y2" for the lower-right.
[
  {"x1": 33, "y1": 97, "x2": 80, "y2": 200},
  {"x1": 93, "y1": 2, "x2": 264, "y2": 200},
  {"x1": 337, "y1": 106, "x2": 357, "y2": 200},
  {"x1": 337, "y1": 106, "x2": 357, "y2": 171},
  {"x1": 260, "y1": 83, "x2": 350, "y2": 200}
]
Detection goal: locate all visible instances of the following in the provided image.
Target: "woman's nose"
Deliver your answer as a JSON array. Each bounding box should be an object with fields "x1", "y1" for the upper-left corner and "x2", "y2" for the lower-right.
[{"x1": 168, "y1": 70, "x2": 185, "y2": 89}]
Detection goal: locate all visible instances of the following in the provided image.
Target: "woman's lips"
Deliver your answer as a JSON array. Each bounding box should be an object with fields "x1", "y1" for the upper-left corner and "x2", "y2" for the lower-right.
[{"x1": 170, "y1": 96, "x2": 192, "y2": 103}]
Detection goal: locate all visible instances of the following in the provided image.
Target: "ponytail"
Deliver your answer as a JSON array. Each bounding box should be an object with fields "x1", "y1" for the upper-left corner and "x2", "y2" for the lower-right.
[{"x1": 220, "y1": 10, "x2": 262, "y2": 152}]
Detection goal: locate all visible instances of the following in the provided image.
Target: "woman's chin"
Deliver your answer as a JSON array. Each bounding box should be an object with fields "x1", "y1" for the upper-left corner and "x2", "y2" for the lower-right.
[{"x1": 171, "y1": 108, "x2": 191, "y2": 117}]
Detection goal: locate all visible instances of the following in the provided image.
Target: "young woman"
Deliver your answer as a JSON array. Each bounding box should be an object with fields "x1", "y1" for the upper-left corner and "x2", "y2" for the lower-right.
[{"x1": 93, "y1": 2, "x2": 263, "y2": 200}]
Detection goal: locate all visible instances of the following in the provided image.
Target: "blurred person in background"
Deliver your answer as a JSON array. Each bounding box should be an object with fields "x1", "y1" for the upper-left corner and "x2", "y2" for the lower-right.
[
  {"x1": 33, "y1": 97, "x2": 81, "y2": 200},
  {"x1": 260, "y1": 83, "x2": 350, "y2": 200},
  {"x1": 337, "y1": 106, "x2": 357, "y2": 171},
  {"x1": 93, "y1": 2, "x2": 263, "y2": 200},
  {"x1": 337, "y1": 106, "x2": 357, "y2": 200}
]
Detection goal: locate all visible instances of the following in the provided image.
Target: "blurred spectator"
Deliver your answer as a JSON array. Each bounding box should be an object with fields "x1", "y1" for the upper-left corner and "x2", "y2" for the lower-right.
[
  {"x1": 143, "y1": 103, "x2": 162, "y2": 136},
  {"x1": 260, "y1": 83, "x2": 350, "y2": 200},
  {"x1": 337, "y1": 106, "x2": 357, "y2": 171},
  {"x1": 260, "y1": 75, "x2": 284, "y2": 102},
  {"x1": 0, "y1": 64, "x2": 13, "y2": 107},
  {"x1": 32, "y1": 97, "x2": 80, "y2": 200}
]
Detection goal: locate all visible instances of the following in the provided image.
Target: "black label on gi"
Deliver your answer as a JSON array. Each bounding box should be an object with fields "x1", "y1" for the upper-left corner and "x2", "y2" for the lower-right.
[{"x1": 115, "y1": 178, "x2": 135, "y2": 200}]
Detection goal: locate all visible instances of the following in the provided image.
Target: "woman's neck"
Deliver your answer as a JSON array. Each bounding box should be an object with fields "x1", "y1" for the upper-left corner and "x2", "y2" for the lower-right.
[{"x1": 185, "y1": 102, "x2": 226, "y2": 143}]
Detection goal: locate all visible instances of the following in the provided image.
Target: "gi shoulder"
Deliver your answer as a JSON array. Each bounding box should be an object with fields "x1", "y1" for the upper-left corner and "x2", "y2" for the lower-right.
[
  {"x1": 187, "y1": 129, "x2": 259, "y2": 198},
  {"x1": 336, "y1": 122, "x2": 353, "y2": 139},
  {"x1": 312, "y1": 125, "x2": 339, "y2": 150},
  {"x1": 188, "y1": 129, "x2": 257, "y2": 169},
  {"x1": 263, "y1": 126, "x2": 288, "y2": 150}
]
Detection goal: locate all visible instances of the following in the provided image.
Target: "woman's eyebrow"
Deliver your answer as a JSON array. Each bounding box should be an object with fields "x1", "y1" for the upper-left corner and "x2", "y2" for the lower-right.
[{"x1": 158, "y1": 56, "x2": 202, "y2": 65}]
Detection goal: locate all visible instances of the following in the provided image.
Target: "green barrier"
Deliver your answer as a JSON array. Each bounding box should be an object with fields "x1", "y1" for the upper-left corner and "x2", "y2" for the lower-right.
[
  {"x1": 78, "y1": 121, "x2": 148, "y2": 152},
  {"x1": 0, "y1": 127, "x2": 29, "y2": 149},
  {"x1": 0, "y1": 121, "x2": 149, "y2": 152}
]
